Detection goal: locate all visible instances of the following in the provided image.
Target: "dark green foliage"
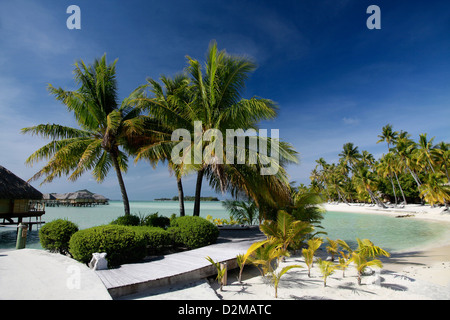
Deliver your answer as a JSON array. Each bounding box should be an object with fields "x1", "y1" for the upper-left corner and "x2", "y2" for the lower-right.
[
  {"x1": 377, "y1": 173, "x2": 421, "y2": 203},
  {"x1": 39, "y1": 219, "x2": 79, "y2": 254},
  {"x1": 69, "y1": 225, "x2": 147, "y2": 267},
  {"x1": 110, "y1": 214, "x2": 141, "y2": 226},
  {"x1": 129, "y1": 226, "x2": 171, "y2": 254},
  {"x1": 169, "y1": 216, "x2": 219, "y2": 249},
  {"x1": 142, "y1": 212, "x2": 171, "y2": 229}
]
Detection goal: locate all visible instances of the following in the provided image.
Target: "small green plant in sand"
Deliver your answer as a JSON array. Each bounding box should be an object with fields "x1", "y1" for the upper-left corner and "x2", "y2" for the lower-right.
[
  {"x1": 337, "y1": 251, "x2": 352, "y2": 277},
  {"x1": 236, "y1": 239, "x2": 269, "y2": 283},
  {"x1": 302, "y1": 237, "x2": 323, "y2": 277},
  {"x1": 317, "y1": 258, "x2": 337, "y2": 287},
  {"x1": 205, "y1": 256, "x2": 227, "y2": 291},
  {"x1": 270, "y1": 264, "x2": 302, "y2": 298},
  {"x1": 325, "y1": 238, "x2": 339, "y2": 261},
  {"x1": 350, "y1": 238, "x2": 390, "y2": 285}
]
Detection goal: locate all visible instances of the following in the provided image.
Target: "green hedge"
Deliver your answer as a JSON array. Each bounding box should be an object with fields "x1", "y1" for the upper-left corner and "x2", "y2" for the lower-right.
[
  {"x1": 69, "y1": 225, "x2": 147, "y2": 267},
  {"x1": 67, "y1": 216, "x2": 219, "y2": 267},
  {"x1": 110, "y1": 214, "x2": 141, "y2": 226},
  {"x1": 129, "y1": 226, "x2": 171, "y2": 254},
  {"x1": 169, "y1": 216, "x2": 219, "y2": 249},
  {"x1": 141, "y1": 213, "x2": 171, "y2": 229},
  {"x1": 39, "y1": 219, "x2": 79, "y2": 254}
]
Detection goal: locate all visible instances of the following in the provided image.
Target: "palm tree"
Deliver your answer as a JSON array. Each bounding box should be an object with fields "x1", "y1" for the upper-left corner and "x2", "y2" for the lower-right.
[
  {"x1": 377, "y1": 124, "x2": 398, "y2": 152},
  {"x1": 249, "y1": 240, "x2": 286, "y2": 277},
  {"x1": 222, "y1": 199, "x2": 259, "y2": 225},
  {"x1": 433, "y1": 142, "x2": 450, "y2": 183},
  {"x1": 361, "y1": 150, "x2": 375, "y2": 169},
  {"x1": 22, "y1": 55, "x2": 147, "y2": 215},
  {"x1": 260, "y1": 210, "x2": 313, "y2": 256},
  {"x1": 271, "y1": 264, "x2": 302, "y2": 298},
  {"x1": 377, "y1": 154, "x2": 401, "y2": 205},
  {"x1": 356, "y1": 238, "x2": 390, "y2": 259},
  {"x1": 302, "y1": 247, "x2": 315, "y2": 278},
  {"x1": 416, "y1": 133, "x2": 436, "y2": 173},
  {"x1": 326, "y1": 238, "x2": 339, "y2": 261},
  {"x1": 313, "y1": 158, "x2": 332, "y2": 201},
  {"x1": 237, "y1": 239, "x2": 269, "y2": 283},
  {"x1": 350, "y1": 252, "x2": 383, "y2": 285},
  {"x1": 290, "y1": 189, "x2": 326, "y2": 229},
  {"x1": 353, "y1": 166, "x2": 387, "y2": 208},
  {"x1": 327, "y1": 166, "x2": 349, "y2": 204},
  {"x1": 317, "y1": 259, "x2": 337, "y2": 287},
  {"x1": 184, "y1": 41, "x2": 297, "y2": 216},
  {"x1": 302, "y1": 237, "x2": 323, "y2": 277},
  {"x1": 395, "y1": 135, "x2": 422, "y2": 188},
  {"x1": 419, "y1": 173, "x2": 450, "y2": 208},
  {"x1": 339, "y1": 142, "x2": 361, "y2": 170},
  {"x1": 133, "y1": 74, "x2": 193, "y2": 216},
  {"x1": 376, "y1": 124, "x2": 408, "y2": 205},
  {"x1": 337, "y1": 251, "x2": 352, "y2": 277},
  {"x1": 391, "y1": 153, "x2": 408, "y2": 204},
  {"x1": 350, "y1": 238, "x2": 389, "y2": 285}
]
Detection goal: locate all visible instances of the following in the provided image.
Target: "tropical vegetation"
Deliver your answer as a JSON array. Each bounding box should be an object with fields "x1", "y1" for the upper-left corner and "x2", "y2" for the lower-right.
[
  {"x1": 310, "y1": 124, "x2": 449, "y2": 209},
  {"x1": 39, "y1": 219, "x2": 79, "y2": 255},
  {"x1": 227, "y1": 207, "x2": 391, "y2": 297},
  {"x1": 23, "y1": 41, "x2": 300, "y2": 219},
  {"x1": 22, "y1": 55, "x2": 149, "y2": 216}
]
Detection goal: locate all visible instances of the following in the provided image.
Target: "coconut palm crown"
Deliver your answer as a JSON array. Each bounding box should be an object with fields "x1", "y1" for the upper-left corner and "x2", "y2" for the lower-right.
[{"x1": 22, "y1": 55, "x2": 148, "y2": 216}]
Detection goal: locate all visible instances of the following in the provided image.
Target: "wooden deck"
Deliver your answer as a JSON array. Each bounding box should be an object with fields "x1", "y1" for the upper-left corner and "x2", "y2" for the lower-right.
[{"x1": 95, "y1": 227, "x2": 265, "y2": 299}]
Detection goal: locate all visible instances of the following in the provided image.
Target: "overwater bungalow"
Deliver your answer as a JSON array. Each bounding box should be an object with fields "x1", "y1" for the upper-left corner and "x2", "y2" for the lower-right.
[
  {"x1": 43, "y1": 189, "x2": 109, "y2": 207},
  {"x1": 0, "y1": 165, "x2": 45, "y2": 228}
]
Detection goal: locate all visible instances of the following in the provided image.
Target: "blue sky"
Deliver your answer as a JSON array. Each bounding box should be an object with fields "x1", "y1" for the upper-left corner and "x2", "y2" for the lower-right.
[{"x1": 0, "y1": 0, "x2": 449, "y2": 200}]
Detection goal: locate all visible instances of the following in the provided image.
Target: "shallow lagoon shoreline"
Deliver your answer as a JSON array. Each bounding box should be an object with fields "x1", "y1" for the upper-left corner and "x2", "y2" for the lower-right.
[
  {"x1": 324, "y1": 203, "x2": 450, "y2": 223},
  {"x1": 211, "y1": 203, "x2": 450, "y2": 300}
]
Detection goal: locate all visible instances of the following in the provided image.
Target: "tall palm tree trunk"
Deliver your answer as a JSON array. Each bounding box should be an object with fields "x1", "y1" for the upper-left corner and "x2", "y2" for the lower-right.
[
  {"x1": 388, "y1": 174, "x2": 398, "y2": 205},
  {"x1": 193, "y1": 168, "x2": 205, "y2": 216},
  {"x1": 177, "y1": 177, "x2": 185, "y2": 216},
  {"x1": 406, "y1": 164, "x2": 422, "y2": 187},
  {"x1": 111, "y1": 155, "x2": 130, "y2": 216},
  {"x1": 367, "y1": 187, "x2": 387, "y2": 208},
  {"x1": 393, "y1": 171, "x2": 407, "y2": 205},
  {"x1": 443, "y1": 163, "x2": 450, "y2": 183}
]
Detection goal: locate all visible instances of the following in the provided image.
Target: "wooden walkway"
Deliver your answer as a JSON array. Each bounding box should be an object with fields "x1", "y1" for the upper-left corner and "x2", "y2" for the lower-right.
[{"x1": 95, "y1": 227, "x2": 265, "y2": 299}]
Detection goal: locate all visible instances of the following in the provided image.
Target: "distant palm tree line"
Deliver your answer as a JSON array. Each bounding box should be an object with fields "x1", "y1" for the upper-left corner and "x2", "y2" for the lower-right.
[
  {"x1": 22, "y1": 41, "x2": 299, "y2": 217},
  {"x1": 310, "y1": 124, "x2": 450, "y2": 208}
]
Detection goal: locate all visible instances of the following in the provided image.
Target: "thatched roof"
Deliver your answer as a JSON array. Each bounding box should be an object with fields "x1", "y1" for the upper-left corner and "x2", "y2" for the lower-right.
[
  {"x1": 0, "y1": 166, "x2": 43, "y2": 200},
  {"x1": 46, "y1": 190, "x2": 108, "y2": 201},
  {"x1": 42, "y1": 193, "x2": 56, "y2": 200},
  {"x1": 67, "y1": 191, "x2": 95, "y2": 200},
  {"x1": 93, "y1": 194, "x2": 109, "y2": 201}
]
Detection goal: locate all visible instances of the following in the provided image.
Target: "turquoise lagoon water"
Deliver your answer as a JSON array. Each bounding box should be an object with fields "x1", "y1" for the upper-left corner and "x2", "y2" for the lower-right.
[{"x1": 1, "y1": 201, "x2": 449, "y2": 252}]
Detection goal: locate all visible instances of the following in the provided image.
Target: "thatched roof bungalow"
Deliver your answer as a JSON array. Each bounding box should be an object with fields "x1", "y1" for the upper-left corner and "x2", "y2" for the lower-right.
[
  {"x1": 0, "y1": 165, "x2": 45, "y2": 223},
  {"x1": 93, "y1": 193, "x2": 109, "y2": 204},
  {"x1": 43, "y1": 189, "x2": 109, "y2": 206}
]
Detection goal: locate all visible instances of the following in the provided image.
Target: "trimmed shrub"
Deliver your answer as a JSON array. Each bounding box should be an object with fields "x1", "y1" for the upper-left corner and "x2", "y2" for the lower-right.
[
  {"x1": 110, "y1": 214, "x2": 141, "y2": 226},
  {"x1": 69, "y1": 225, "x2": 146, "y2": 267},
  {"x1": 169, "y1": 216, "x2": 219, "y2": 249},
  {"x1": 142, "y1": 212, "x2": 171, "y2": 229},
  {"x1": 39, "y1": 219, "x2": 79, "y2": 254},
  {"x1": 129, "y1": 226, "x2": 171, "y2": 254}
]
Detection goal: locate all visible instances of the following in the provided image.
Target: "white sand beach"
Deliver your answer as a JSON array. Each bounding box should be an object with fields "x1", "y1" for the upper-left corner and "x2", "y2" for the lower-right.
[
  {"x1": 324, "y1": 203, "x2": 450, "y2": 223},
  {"x1": 208, "y1": 203, "x2": 450, "y2": 300}
]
